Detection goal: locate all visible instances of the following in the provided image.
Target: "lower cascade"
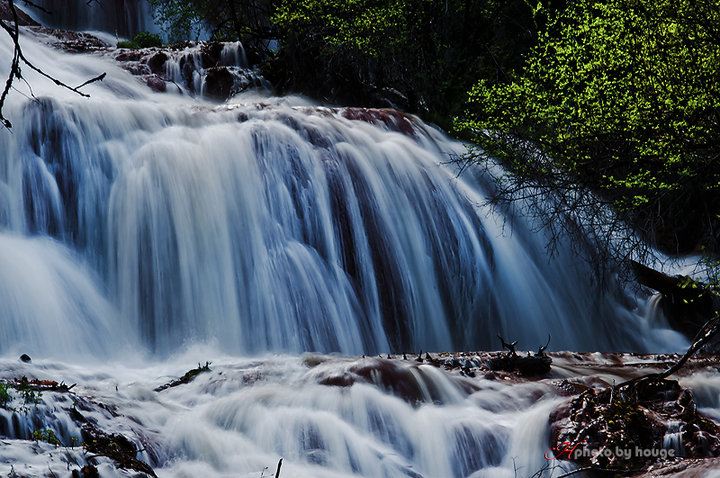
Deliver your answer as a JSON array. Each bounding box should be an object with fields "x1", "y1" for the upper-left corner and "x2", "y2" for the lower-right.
[{"x1": 0, "y1": 16, "x2": 702, "y2": 478}]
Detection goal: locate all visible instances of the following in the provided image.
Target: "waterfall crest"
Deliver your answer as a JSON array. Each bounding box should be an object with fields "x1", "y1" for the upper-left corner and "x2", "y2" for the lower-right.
[{"x1": 27, "y1": 0, "x2": 154, "y2": 36}]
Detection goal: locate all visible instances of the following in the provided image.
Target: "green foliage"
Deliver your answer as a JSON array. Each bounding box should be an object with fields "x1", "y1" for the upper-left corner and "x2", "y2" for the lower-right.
[
  {"x1": 16, "y1": 377, "x2": 42, "y2": 404},
  {"x1": 273, "y1": 0, "x2": 420, "y2": 57},
  {"x1": 134, "y1": 31, "x2": 163, "y2": 48},
  {"x1": 272, "y1": 0, "x2": 542, "y2": 126},
  {"x1": 150, "y1": 0, "x2": 206, "y2": 42},
  {"x1": 181, "y1": 361, "x2": 211, "y2": 382},
  {"x1": 117, "y1": 32, "x2": 163, "y2": 49},
  {"x1": 32, "y1": 429, "x2": 62, "y2": 447},
  {"x1": 149, "y1": 0, "x2": 276, "y2": 44},
  {"x1": 458, "y1": 0, "x2": 720, "y2": 256},
  {"x1": 116, "y1": 40, "x2": 140, "y2": 49},
  {"x1": 0, "y1": 382, "x2": 11, "y2": 408}
]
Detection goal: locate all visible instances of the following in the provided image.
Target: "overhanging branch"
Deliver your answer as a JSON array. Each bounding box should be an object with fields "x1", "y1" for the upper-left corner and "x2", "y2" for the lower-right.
[{"x1": 1, "y1": 0, "x2": 106, "y2": 129}]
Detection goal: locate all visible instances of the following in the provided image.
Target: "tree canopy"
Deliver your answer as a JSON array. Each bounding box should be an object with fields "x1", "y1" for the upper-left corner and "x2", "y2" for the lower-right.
[
  {"x1": 270, "y1": 0, "x2": 542, "y2": 126},
  {"x1": 456, "y1": 0, "x2": 720, "y2": 261}
]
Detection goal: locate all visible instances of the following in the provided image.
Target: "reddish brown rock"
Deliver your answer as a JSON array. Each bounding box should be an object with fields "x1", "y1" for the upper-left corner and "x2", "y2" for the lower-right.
[
  {"x1": 146, "y1": 75, "x2": 166, "y2": 93},
  {"x1": 147, "y1": 52, "x2": 168, "y2": 75}
]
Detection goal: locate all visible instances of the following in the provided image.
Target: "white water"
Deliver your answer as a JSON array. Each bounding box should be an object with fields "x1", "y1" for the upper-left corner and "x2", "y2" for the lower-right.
[
  {"x1": 0, "y1": 17, "x2": 696, "y2": 478},
  {"x1": 27, "y1": 0, "x2": 154, "y2": 36},
  {"x1": 0, "y1": 27, "x2": 685, "y2": 358},
  {"x1": 0, "y1": 355, "x2": 573, "y2": 478}
]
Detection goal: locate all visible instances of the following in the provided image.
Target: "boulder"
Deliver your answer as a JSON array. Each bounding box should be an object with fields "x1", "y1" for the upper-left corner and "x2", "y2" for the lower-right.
[
  {"x1": 549, "y1": 379, "x2": 720, "y2": 471},
  {"x1": 146, "y1": 75, "x2": 166, "y2": 93},
  {"x1": 204, "y1": 67, "x2": 234, "y2": 100},
  {"x1": 147, "y1": 52, "x2": 168, "y2": 75}
]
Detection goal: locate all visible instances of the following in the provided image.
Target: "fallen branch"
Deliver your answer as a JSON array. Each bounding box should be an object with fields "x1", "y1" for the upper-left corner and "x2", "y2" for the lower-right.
[
  {"x1": 619, "y1": 315, "x2": 720, "y2": 388},
  {"x1": 21, "y1": 0, "x2": 50, "y2": 14},
  {"x1": 154, "y1": 362, "x2": 211, "y2": 392}
]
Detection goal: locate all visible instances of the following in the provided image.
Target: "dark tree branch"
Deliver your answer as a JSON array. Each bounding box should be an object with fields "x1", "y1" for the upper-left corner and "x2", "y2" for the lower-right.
[
  {"x1": 75, "y1": 71, "x2": 106, "y2": 89},
  {"x1": 0, "y1": 0, "x2": 106, "y2": 129},
  {"x1": 498, "y1": 334, "x2": 518, "y2": 356},
  {"x1": 620, "y1": 314, "x2": 720, "y2": 388},
  {"x1": 21, "y1": 0, "x2": 50, "y2": 14}
]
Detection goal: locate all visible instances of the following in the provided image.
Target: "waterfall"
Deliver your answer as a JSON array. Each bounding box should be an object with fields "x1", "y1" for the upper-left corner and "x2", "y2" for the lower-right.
[
  {"x1": 0, "y1": 14, "x2": 700, "y2": 478},
  {"x1": 0, "y1": 26, "x2": 684, "y2": 358},
  {"x1": 27, "y1": 0, "x2": 154, "y2": 36}
]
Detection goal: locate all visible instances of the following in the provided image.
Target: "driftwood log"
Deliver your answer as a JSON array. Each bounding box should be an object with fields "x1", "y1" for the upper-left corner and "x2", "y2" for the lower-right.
[{"x1": 632, "y1": 260, "x2": 719, "y2": 339}]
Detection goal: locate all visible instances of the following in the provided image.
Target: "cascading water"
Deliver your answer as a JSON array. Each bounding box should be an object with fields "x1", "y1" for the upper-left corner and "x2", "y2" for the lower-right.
[
  {"x1": 26, "y1": 0, "x2": 154, "y2": 37},
  {"x1": 0, "y1": 27, "x2": 682, "y2": 357},
  {"x1": 0, "y1": 15, "x2": 698, "y2": 478}
]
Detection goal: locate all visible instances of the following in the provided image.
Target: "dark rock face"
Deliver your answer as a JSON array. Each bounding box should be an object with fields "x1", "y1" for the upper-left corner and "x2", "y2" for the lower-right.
[
  {"x1": 204, "y1": 67, "x2": 234, "y2": 100},
  {"x1": 200, "y1": 41, "x2": 223, "y2": 68},
  {"x1": 147, "y1": 52, "x2": 168, "y2": 75},
  {"x1": 487, "y1": 353, "x2": 552, "y2": 376},
  {"x1": 341, "y1": 108, "x2": 417, "y2": 136},
  {"x1": 146, "y1": 75, "x2": 166, "y2": 93},
  {"x1": 549, "y1": 379, "x2": 720, "y2": 472},
  {"x1": 109, "y1": 41, "x2": 265, "y2": 100},
  {"x1": 81, "y1": 423, "x2": 157, "y2": 477},
  {"x1": 0, "y1": 3, "x2": 39, "y2": 26},
  {"x1": 71, "y1": 465, "x2": 99, "y2": 478},
  {"x1": 27, "y1": 27, "x2": 107, "y2": 53},
  {"x1": 632, "y1": 260, "x2": 720, "y2": 341},
  {"x1": 115, "y1": 50, "x2": 145, "y2": 62}
]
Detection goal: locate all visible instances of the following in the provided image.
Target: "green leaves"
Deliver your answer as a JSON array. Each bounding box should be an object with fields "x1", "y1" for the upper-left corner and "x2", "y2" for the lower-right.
[
  {"x1": 117, "y1": 31, "x2": 163, "y2": 49},
  {"x1": 273, "y1": 0, "x2": 421, "y2": 57},
  {"x1": 458, "y1": 0, "x2": 720, "y2": 255},
  {"x1": 271, "y1": 0, "x2": 541, "y2": 127}
]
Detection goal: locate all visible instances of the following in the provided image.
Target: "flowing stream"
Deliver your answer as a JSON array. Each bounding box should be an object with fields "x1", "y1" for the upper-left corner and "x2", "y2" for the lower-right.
[{"x1": 0, "y1": 7, "x2": 701, "y2": 477}]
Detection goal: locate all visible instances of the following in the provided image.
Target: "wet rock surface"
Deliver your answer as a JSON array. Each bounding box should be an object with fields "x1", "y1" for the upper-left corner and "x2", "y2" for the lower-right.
[
  {"x1": 0, "y1": 352, "x2": 719, "y2": 477},
  {"x1": 0, "y1": 3, "x2": 38, "y2": 26},
  {"x1": 18, "y1": 24, "x2": 267, "y2": 101},
  {"x1": 549, "y1": 379, "x2": 720, "y2": 472},
  {"x1": 109, "y1": 41, "x2": 267, "y2": 100}
]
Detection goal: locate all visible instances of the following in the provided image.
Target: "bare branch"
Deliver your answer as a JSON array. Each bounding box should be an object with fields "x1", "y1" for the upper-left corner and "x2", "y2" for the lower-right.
[
  {"x1": 21, "y1": 0, "x2": 50, "y2": 14},
  {"x1": 75, "y1": 71, "x2": 106, "y2": 89},
  {"x1": 0, "y1": 0, "x2": 106, "y2": 129},
  {"x1": 619, "y1": 314, "x2": 720, "y2": 388}
]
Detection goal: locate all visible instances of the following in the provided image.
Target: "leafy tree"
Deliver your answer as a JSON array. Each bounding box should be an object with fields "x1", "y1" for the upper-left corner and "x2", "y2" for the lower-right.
[
  {"x1": 146, "y1": 0, "x2": 558, "y2": 127},
  {"x1": 457, "y1": 0, "x2": 720, "y2": 265},
  {"x1": 149, "y1": 0, "x2": 275, "y2": 47},
  {"x1": 271, "y1": 0, "x2": 544, "y2": 126}
]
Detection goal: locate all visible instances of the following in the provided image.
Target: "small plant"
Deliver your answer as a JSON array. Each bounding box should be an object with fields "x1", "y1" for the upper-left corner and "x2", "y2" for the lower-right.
[
  {"x1": 154, "y1": 361, "x2": 213, "y2": 391},
  {"x1": 181, "y1": 361, "x2": 212, "y2": 381},
  {"x1": 117, "y1": 40, "x2": 140, "y2": 49},
  {"x1": 0, "y1": 382, "x2": 12, "y2": 408},
  {"x1": 33, "y1": 429, "x2": 62, "y2": 447},
  {"x1": 134, "y1": 31, "x2": 163, "y2": 48},
  {"x1": 117, "y1": 31, "x2": 163, "y2": 49},
  {"x1": 17, "y1": 377, "x2": 42, "y2": 405}
]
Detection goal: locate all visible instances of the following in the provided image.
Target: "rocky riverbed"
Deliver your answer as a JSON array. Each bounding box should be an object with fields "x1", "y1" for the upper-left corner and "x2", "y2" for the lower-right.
[{"x1": 1, "y1": 351, "x2": 719, "y2": 477}]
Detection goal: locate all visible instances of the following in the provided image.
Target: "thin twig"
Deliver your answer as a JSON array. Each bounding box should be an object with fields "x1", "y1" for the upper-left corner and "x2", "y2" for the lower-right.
[{"x1": 0, "y1": 0, "x2": 106, "y2": 129}]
